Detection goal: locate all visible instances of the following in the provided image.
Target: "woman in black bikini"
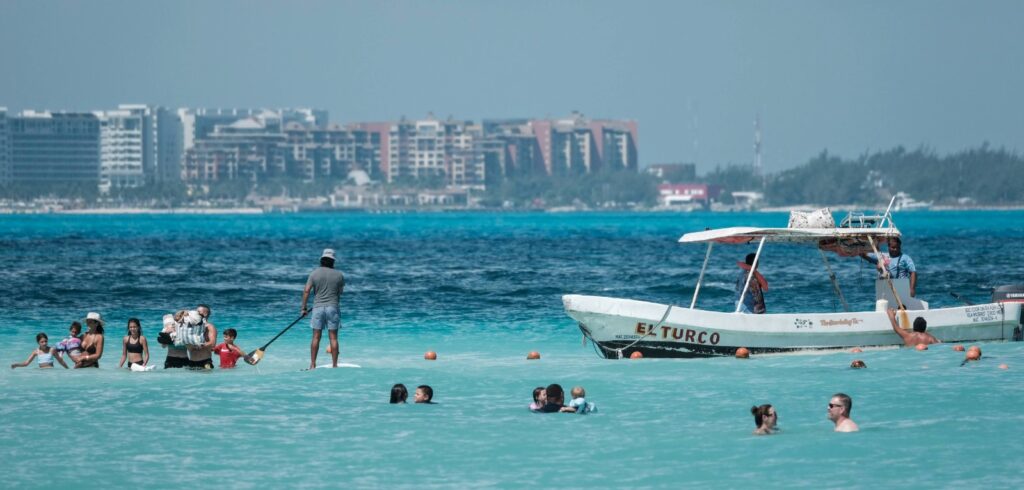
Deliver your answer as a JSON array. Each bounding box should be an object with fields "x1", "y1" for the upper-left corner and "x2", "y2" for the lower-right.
[
  {"x1": 76, "y1": 312, "x2": 105, "y2": 369},
  {"x1": 118, "y1": 318, "x2": 149, "y2": 369}
]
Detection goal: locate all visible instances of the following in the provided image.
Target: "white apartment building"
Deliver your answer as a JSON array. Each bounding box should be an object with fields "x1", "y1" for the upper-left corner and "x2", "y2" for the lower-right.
[
  {"x1": 94, "y1": 109, "x2": 145, "y2": 193},
  {"x1": 0, "y1": 108, "x2": 10, "y2": 186},
  {"x1": 388, "y1": 116, "x2": 484, "y2": 187}
]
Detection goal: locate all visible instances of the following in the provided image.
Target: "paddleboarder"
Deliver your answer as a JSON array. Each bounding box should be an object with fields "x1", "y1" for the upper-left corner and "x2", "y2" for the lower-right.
[{"x1": 300, "y1": 248, "x2": 345, "y2": 369}]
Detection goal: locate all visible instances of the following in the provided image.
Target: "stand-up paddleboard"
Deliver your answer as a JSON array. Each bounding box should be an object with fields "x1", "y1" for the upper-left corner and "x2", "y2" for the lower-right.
[
  {"x1": 302, "y1": 362, "x2": 361, "y2": 371},
  {"x1": 130, "y1": 364, "x2": 157, "y2": 372}
]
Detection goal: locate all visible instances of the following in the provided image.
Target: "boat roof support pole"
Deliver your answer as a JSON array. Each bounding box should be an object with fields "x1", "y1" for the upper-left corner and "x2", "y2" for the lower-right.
[
  {"x1": 880, "y1": 195, "x2": 897, "y2": 229},
  {"x1": 735, "y1": 237, "x2": 766, "y2": 313},
  {"x1": 819, "y1": 249, "x2": 850, "y2": 312},
  {"x1": 689, "y1": 242, "x2": 714, "y2": 309}
]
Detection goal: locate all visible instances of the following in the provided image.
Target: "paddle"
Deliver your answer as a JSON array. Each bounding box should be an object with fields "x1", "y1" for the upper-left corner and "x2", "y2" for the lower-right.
[{"x1": 248, "y1": 312, "x2": 308, "y2": 365}]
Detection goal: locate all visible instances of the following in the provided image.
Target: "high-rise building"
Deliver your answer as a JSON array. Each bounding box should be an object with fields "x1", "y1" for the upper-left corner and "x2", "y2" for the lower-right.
[
  {"x1": 154, "y1": 107, "x2": 184, "y2": 185},
  {"x1": 9, "y1": 111, "x2": 100, "y2": 187},
  {"x1": 283, "y1": 123, "x2": 381, "y2": 183},
  {"x1": 387, "y1": 116, "x2": 485, "y2": 187},
  {"x1": 183, "y1": 117, "x2": 287, "y2": 182},
  {"x1": 0, "y1": 108, "x2": 10, "y2": 186},
  {"x1": 94, "y1": 108, "x2": 146, "y2": 193},
  {"x1": 482, "y1": 113, "x2": 638, "y2": 179}
]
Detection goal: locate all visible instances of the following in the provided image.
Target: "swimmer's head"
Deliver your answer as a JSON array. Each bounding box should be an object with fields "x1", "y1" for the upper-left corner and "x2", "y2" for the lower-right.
[
  {"x1": 533, "y1": 386, "x2": 545, "y2": 404},
  {"x1": 69, "y1": 321, "x2": 82, "y2": 336},
  {"x1": 750, "y1": 403, "x2": 774, "y2": 427},
  {"x1": 415, "y1": 385, "x2": 433, "y2": 403},
  {"x1": 913, "y1": 317, "x2": 927, "y2": 333},
  {"x1": 571, "y1": 386, "x2": 585, "y2": 399},
  {"x1": 545, "y1": 384, "x2": 565, "y2": 404}
]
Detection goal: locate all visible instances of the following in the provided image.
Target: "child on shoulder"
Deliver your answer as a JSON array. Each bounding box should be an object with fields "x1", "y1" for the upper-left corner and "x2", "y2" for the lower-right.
[{"x1": 54, "y1": 321, "x2": 84, "y2": 364}]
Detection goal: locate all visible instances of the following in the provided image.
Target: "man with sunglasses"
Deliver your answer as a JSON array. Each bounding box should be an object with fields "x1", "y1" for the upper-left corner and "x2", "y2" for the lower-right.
[{"x1": 828, "y1": 393, "x2": 858, "y2": 432}]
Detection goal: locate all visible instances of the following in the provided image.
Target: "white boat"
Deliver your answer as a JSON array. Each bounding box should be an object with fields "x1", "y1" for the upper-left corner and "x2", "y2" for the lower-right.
[
  {"x1": 892, "y1": 192, "x2": 932, "y2": 211},
  {"x1": 563, "y1": 215, "x2": 1024, "y2": 359}
]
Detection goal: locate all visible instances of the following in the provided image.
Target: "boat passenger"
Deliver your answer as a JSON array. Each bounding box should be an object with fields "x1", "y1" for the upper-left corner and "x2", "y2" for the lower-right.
[
  {"x1": 54, "y1": 321, "x2": 84, "y2": 364},
  {"x1": 76, "y1": 312, "x2": 105, "y2": 368},
  {"x1": 529, "y1": 387, "x2": 546, "y2": 410},
  {"x1": 533, "y1": 384, "x2": 576, "y2": 413},
  {"x1": 118, "y1": 318, "x2": 150, "y2": 369},
  {"x1": 860, "y1": 237, "x2": 917, "y2": 297},
  {"x1": 736, "y1": 253, "x2": 768, "y2": 314},
  {"x1": 414, "y1": 385, "x2": 435, "y2": 404},
  {"x1": 886, "y1": 308, "x2": 940, "y2": 346},
  {"x1": 390, "y1": 384, "x2": 408, "y2": 404},
  {"x1": 751, "y1": 404, "x2": 778, "y2": 435},
  {"x1": 827, "y1": 393, "x2": 858, "y2": 432},
  {"x1": 10, "y1": 333, "x2": 69, "y2": 369}
]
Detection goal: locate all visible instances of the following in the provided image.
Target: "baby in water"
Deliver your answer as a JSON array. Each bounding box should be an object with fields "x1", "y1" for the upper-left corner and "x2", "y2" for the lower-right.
[{"x1": 568, "y1": 386, "x2": 597, "y2": 414}]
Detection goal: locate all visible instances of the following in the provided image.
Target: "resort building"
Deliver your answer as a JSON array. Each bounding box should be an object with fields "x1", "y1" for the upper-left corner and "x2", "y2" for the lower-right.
[
  {"x1": 283, "y1": 123, "x2": 382, "y2": 183},
  {"x1": 657, "y1": 183, "x2": 722, "y2": 208},
  {"x1": 8, "y1": 111, "x2": 101, "y2": 187},
  {"x1": 387, "y1": 116, "x2": 485, "y2": 188},
  {"x1": 481, "y1": 113, "x2": 639, "y2": 179},
  {"x1": 94, "y1": 108, "x2": 146, "y2": 193}
]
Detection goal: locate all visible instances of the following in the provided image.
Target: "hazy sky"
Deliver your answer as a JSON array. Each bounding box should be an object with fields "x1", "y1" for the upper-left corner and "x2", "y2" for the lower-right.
[{"x1": 2, "y1": 0, "x2": 1022, "y2": 172}]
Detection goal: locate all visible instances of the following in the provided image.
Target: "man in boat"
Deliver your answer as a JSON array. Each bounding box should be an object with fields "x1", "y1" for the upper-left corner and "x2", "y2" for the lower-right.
[
  {"x1": 300, "y1": 248, "x2": 345, "y2": 370},
  {"x1": 886, "y1": 308, "x2": 940, "y2": 346},
  {"x1": 860, "y1": 237, "x2": 917, "y2": 297},
  {"x1": 735, "y1": 253, "x2": 767, "y2": 314},
  {"x1": 827, "y1": 393, "x2": 859, "y2": 432}
]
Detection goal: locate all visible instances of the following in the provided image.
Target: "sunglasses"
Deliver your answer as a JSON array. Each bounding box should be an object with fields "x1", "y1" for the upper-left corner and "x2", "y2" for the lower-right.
[{"x1": 828, "y1": 403, "x2": 843, "y2": 409}]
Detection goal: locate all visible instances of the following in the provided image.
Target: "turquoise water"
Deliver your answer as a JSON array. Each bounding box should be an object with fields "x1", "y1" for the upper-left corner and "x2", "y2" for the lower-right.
[{"x1": 1, "y1": 211, "x2": 1022, "y2": 488}]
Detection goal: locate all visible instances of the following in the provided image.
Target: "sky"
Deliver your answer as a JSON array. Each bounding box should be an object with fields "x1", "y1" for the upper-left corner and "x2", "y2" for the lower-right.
[{"x1": 1, "y1": 0, "x2": 1022, "y2": 173}]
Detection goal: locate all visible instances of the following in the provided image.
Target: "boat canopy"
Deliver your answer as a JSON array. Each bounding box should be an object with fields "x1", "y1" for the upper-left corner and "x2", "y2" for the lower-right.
[{"x1": 679, "y1": 227, "x2": 900, "y2": 245}]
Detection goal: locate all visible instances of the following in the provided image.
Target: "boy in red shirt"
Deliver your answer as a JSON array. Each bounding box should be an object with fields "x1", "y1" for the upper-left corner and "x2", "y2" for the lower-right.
[{"x1": 213, "y1": 328, "x2": 252, "y2": 368}]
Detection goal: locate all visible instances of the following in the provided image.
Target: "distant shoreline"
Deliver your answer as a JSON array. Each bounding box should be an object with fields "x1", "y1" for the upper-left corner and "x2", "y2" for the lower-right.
[{"x1": 1, "y1": 205, "x2": 1023, "y2": 215}]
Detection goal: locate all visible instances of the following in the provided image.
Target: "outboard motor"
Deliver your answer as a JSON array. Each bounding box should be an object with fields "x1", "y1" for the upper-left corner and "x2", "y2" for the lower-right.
[{"x1": 994, "y1": 285, "x2": 1024, "y2": 341}]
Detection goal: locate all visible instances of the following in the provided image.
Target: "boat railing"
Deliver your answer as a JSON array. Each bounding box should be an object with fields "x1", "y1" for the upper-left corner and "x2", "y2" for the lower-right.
[{"x1": 840, "y1": 211, "x2": 892, "y2": 229}]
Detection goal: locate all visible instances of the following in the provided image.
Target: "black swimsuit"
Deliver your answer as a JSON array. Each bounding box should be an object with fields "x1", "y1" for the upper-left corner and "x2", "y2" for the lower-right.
[{"x1": 126, "y1": 337, "x2": 143, "y2": 354}]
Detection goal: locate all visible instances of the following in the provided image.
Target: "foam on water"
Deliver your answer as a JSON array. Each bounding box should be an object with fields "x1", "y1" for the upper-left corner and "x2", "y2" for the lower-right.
[{"x1": 1, "y1": 211, "x2": 1023, "y2": 488}]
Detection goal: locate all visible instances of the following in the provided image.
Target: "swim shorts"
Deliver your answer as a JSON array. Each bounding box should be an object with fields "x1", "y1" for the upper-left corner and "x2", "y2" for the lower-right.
[{"x1": 310, "y1": 306, "x2": 340, "y2": 331}]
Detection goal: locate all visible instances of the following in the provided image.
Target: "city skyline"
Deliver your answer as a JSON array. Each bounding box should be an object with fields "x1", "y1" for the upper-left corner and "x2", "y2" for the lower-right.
[{"x1": 2, "y1": 1, "x2": 1022, "y2": 174}]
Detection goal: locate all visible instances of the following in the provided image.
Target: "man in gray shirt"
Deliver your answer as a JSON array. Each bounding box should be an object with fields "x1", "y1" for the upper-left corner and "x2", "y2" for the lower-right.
[{"x1": 301, "y1": 248, "x2": 346, "y2": 369}]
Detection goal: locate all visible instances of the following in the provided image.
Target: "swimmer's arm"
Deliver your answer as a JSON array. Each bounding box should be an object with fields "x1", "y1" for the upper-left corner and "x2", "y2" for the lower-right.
[
  {"x1": 887, "y1": 308, "x2": 910, "y2": 341},
  {"x1": 10, "y1": 351, "x2": 36, "y2": 369},
  {"x1": 859, "y1": 253, "x2": 878, "y2": 265},
  {"x1": 559, "y1": 406, "x2": 577, "y2": 413},
  {"x1": 119, "y1": 336, "x2": 128, "y2": 368},
  {"x1": 141, "y1": 337, "x2": 150, "y2": 365},
  {"x1": 54, "y1": 349, "x2": 69, "y2": 369},
  {"x1": 202, "y1": 324, "x2": 217, "y2": 350},
  {"x1": 909, "y1": 271, "x2": 917, "y2": 297}
]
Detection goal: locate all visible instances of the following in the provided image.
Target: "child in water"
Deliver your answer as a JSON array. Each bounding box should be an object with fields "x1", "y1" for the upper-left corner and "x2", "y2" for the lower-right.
[
  {"x1": 212, "y1": 328, "x2": 252, "y2": 368},
  {"x1": 568, "y1": 386, "x2": 597, "y2": 414},
  {"x1": 11, "y1": 333, "x2": 69, "y2": 369},
  {"x1": 54, "y1": 321, "x2": 84, "y2": 364},
  {"x1": 529, "y1": 386, "x2": 546, "y2": 410}
]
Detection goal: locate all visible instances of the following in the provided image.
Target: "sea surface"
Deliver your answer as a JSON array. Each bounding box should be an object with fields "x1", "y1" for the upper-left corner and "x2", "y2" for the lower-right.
[{"x1": 1, "y1": 211, "x2": 1022, "y2": 488}]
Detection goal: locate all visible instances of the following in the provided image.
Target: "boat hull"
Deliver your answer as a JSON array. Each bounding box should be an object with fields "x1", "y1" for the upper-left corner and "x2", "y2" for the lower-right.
[{"x1": 563, "y1": 294, "x2": 1024, "y2": 359}]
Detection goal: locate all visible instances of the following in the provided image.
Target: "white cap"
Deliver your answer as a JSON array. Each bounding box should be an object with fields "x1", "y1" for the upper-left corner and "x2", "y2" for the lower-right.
[{"x1": 321, "y1": 248, "x2": 336, "y2": 260}]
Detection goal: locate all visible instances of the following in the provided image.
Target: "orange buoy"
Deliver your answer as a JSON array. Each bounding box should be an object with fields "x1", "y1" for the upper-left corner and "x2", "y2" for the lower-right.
[
  {"x1": 735, "y1": 347, "x2": 750, "y2": 359},
  {"x1": 952, "y1": 345, "x2": 965, "y2": 352},
  {"x1": 527, "y1": 351, "x2": 541, "y2": 360},
  {"x1": 916, "y1": 343, "x2": 928, "y2": 351},
  {"x1": 999, "y1": 363, "x2": 1009, "y2": 370},
  {"x1": 850, "y1": 348, "x2": 863, "y2": 353},
  {"x1": 629, "y1": 351, "x2": 643, "y2": 359},
  {"x1": 424, "y1": 351, "x2": 437, "y2": 360},
  {"x1": 850, "y1": 360, "x2": 867, "y2": 369}
]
